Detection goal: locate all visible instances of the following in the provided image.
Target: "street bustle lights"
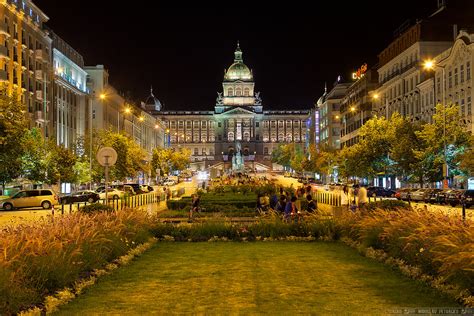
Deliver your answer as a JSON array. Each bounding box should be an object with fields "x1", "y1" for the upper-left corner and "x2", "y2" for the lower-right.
[{"x1": 423, "y1": 59, "x2": 448, "y2": 189}]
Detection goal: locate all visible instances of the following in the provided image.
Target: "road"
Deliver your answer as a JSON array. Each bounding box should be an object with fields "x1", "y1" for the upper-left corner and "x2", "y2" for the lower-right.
[{"x1": 0, "y1": 177, "x2": 200, "y2": 227}]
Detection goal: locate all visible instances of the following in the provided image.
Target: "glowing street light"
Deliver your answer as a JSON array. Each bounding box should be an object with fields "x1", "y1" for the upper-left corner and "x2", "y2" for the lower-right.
[
  {"x1": 423, "y1": 58, "x2": 448, "y2": 188},
  {"x1": 99, "y1": 93, "x2": 106, "y2": 100}
]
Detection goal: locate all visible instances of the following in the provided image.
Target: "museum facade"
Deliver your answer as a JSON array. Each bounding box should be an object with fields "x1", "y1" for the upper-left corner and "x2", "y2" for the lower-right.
[{"x1": 149, "y1": 44, "x2": 311, "y2": 171}]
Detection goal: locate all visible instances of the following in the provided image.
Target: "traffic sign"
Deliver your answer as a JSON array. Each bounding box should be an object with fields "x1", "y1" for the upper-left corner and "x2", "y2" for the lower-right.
[{"x1": 96, "y1": 147, "x2": 118, "y2": 166}]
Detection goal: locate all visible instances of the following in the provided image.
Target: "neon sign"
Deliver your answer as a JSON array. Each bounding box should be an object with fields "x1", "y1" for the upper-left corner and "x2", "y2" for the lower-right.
[{"x1": 352, "y1": 63, "x2": 368, "y2": 80}]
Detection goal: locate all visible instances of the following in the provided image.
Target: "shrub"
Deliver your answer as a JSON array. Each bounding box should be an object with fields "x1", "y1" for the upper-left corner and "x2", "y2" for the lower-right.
[
  {"x1": 0, "y1": 208, "x2": 155, "y2": 314},
  {"x1": 79, "y1": 203, "x2": 115, "y2": 214},
  {"x1": 337, "y1": 208, "x2": 474, "y2": 295},
  {"x1": 365, "y1": 200, "x2": 409, "y2": 211}
]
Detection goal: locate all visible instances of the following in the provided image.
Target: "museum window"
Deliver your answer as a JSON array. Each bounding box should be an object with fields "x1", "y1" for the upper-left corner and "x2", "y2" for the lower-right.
[
  {"x1": 264, "y1": 147, "x2": 269, "y2": 155},
  {"x1": 255, "y1": 121, "x2": 259, "y2": 127},
  {"x1": 244, "y1": 88, "x2": 249, "y2": 96},
  {"x1": 228, "y1": 88, "x2": 233, "y2": 96},
  {"x1": 236, "y1": 88, "x2": 242, "y2": 96},
  {"x1": 228, "y1": 132, "x2": 234, "y2": 141},
  {"x1": 256, "y1": 134, "x2": 260, "y2": 141},
  {"x1": 460, "y1": 65, "x2": 465, "y2": 83},
  {"x1": 202, "y1": 148, "x2": 206, "y2": 155},
  {"x1": 186, "y1": 121, "x2": 192, "y2": 129},
  {"x1": 194, "y1": 148, "x2": 199, "y2": 156},
  {"x1": 218, "y1": 122, "x2": 221, "y2": 127},
  {"x1": 467, "y1": 62, "x2": 471, "y2": 80}
]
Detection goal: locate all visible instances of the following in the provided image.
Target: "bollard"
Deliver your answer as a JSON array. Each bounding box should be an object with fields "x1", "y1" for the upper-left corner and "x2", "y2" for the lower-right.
[
  {"x1": 462, "y1": 199, "x2": 466, "y2": 221},
  {"x1": 61, "y1": 200, "x2": 65, "y2": 215},
  {"x1": 69, "y1": 203, "x2": 72, "y2": 214}
]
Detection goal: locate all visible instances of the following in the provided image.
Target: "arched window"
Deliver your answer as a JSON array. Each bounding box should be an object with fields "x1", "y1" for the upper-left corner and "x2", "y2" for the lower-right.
[
  {"x1": 228, "y1": 132, "x2": 234, "y2": 141},
  {"x1": 243, "y1": 132, "x2": 250, "y2": 142},
  {"x1": 228, "y1": 88, "x2": 233, "y2": 96},
  {"x1": 236, "y1": 87, "x2": 242, "y2": 96},
  {"x1": 244, "y1": 88, "x2": 250, "y2": 96}
]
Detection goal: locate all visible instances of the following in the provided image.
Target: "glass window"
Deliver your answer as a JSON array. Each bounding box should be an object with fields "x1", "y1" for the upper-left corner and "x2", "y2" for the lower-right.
[
  {"x1": 460, "y1": 65, "x2": 465, "y2": 83},
  {"x1": 244, "y1": 88, "x2": 250, "y2": 96},
  {"x1": 467, "y1": 62, "x2": 471, "y2": 80},
  {"x1": 202, "y1": 148, "x2": 206, "y2": 155},
  {"x1": 236, "y1": 88, "x2": 242, "y2": 96},
  {"x1": 255, "y1": 121, "x2": 259, "y2": 127},
  {"x1": 194, "y1": 148, "x2": 199, "y2": 155},
  {"x1": 228, "y1": 88, "x2": 233, "y2": 96},
  {"x1": 454, "y1": 68, "x2": 458, "y2": 86},
  {"x1": 218, "y1": 122, "x2": 221, "y2": 127},
  {"x1": 264, "y1": 147, "x2": 269, "y2": 155}
]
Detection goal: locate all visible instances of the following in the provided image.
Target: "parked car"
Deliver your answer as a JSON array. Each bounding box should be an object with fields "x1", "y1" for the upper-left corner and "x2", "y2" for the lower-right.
[
  {"x1": 98, "y1": 188, "x2": 125, "y2": 200},
  {"x1": 425, "y1": 189, "x2": 443, "y2": 203},
  {"x1": 60, "y1": 190, "x2": 100, "y2": 204},
  {"x1": 367, "y1": 186, "x2": 396, "y2": 198},
  {"x1": 397, "y1": 188, "x2": 417, "y2": 201},
  {"x1": 446, "y1": 189, "x2": 466, "y2": 207},
  {"x1": 163, "y1": 179, "x2": 176, "y2": 186},
  {"x1": 410, "y1": 188, "x2": 432, "y2": 202},
  {"x1": 0, "y1": 189, "x2": 59, "y2": 211},
  {"x1": 112, "y1": 184, "x2": 138, "y2": 195},
  {"x1": 432, "y1": 189, "x2": 454, "y2": 204},
  {"x1": 140, "y1": 185, "x2": 154, "y2": 193},
  {"x1": 460, "y1": 190, "x2": 474, "y2": 208}
]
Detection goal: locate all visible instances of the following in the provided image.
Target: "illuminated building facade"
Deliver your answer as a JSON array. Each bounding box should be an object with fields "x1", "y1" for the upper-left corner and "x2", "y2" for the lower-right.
[
  {"x1": 155, "y1": 44, "x2": 310, "y2": 171},
  {"x1": 0, "y1": 0, "x2": 52, "y2": 136},
  {"x1": 51, "y1": 31, "x2": 88, "y2": 148}
]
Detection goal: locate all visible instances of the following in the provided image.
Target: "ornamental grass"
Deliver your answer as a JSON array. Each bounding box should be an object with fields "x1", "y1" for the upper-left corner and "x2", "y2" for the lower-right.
[
  {"x1": 0, "y1": 208, "x2": 155, "y2": 315},
  {"x1": 338, "y1": 209, "x2": 474, "y2": 294}
]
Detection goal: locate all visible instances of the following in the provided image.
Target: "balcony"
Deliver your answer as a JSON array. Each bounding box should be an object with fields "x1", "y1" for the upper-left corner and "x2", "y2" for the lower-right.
[
  {"x1": 35, "y1": 49, "x2": 45, "y2": 61},
  {"x1": 0, "y1": 21, "x2": 9, "y2": 37},
  {"x1": 0, "y1": 46, "x2": 8, "y2": 59},
  {"x1": 35, "y1": 110, "x2": 44, "y2": 122},
  {"x1": 35, "y1": 70, "x2": 43, "y2": 81},
  {"x1": 35, "y1": 90, "x2": 43, "y2": 101},
  {"x1": 0, "y1": 70, "x2": 7, "y2": 82}
]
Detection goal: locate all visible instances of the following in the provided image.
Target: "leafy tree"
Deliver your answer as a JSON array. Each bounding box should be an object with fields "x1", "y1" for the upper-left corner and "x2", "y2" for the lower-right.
[
  {"x1": 416, "y1": 104, "x2": 470, "y2": 184},
  {"x1": 459, "y1": 135, "x2": 474, "y2": 177},
  {"x1": 0, "y1": 90, "x2": 28, "y2": 189},
  {"x1": 20, "y1": 128, "x2": 50, "y2": 183},
  {"x1": 152, "y1": 147, "x2": 173, "y2": 177},
  {"x1": 171, "y1": 148, "x2": 191, "y2": 172}
]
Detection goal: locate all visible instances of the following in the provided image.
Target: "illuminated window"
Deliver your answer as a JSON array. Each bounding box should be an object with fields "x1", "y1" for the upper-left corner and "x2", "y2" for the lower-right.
[{"x1": 228, "y1": 132, "x2": 234, "y2": 141}]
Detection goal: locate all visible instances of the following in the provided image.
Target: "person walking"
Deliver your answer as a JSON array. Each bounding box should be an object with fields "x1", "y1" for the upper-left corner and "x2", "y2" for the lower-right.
[
  {"x1": 357, "y1": 185, "x2": 368, "y2": 210},
  {"x1": 306, "y1": 194, "x2": 317, "y2": 213},
  {"x1": 189, "y1": 194, "x2": 200, "y2": 220},
  {"x1": 341, "y1": 185, "x2": 350, "y2": 211}
]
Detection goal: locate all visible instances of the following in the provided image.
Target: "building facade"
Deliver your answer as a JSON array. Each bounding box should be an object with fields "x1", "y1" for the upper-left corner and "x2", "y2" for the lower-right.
[
  {"x1": 431, "y1": 30, "x2": 473, "y2": 133},
  {"x1": 340, "y1": 66, "x2": 379, "y2": 148},
  {"x1": 156, "y1": 44, "x2": 310, "y2": 171},
  {"x1": 51, "y1": 31, "x2": 88, "y2": 148},
  {"x1": 0, "y1": 0, "x2": 52, "y2": 136},
  {"x1": 316, "y1": 80, "x2": 351, "y2": 149}
]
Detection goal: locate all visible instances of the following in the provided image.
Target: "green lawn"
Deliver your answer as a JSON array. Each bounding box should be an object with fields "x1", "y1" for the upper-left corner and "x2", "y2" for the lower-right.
[{"x1": 56, "y1": 242, "x2": 458, "y2": 315}]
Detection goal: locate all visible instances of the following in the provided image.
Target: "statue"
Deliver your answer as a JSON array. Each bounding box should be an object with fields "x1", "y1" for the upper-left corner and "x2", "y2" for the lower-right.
[
  {"x1": 232, "y1": 141, "x2": 244, "y2": 172},
  {"x1": 216, "y1": 92, "x2": 224, "y2": 105},
  {"x1": 255, "y1": 92, "x2": 262, "y2": 105}
]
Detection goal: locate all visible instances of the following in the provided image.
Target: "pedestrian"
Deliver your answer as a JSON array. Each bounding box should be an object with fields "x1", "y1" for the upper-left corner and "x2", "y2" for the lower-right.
[
  {"x1": 341, "y1": 185, "x2": 350, "y2": 211},
  {"x1": 189, "y1": 194, "x2": 200, "y2": 220},
  {"x1": 357, "y1": 184, "x2": 368, "y2": 210},
  {"x1": 306, "y1": 194, "x2": 317, "y2": 213},
  {"x1": 284, "y1": 196, "x2": 297, "y2": 222},
  {"x1": 270, "y1": 191, "x2": 278, "y2": 210},
  {"x1": 276, "y1": 195, "x2": 287, "y2": 214}
]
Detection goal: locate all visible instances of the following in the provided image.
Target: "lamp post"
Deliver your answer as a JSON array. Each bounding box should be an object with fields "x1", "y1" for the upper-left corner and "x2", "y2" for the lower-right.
[
  {"x1": 164, "y1": 128, "x2": 170, "y2": 148},
  {"x1": 424, "y1": 59, "x2": 448, "y2": 189}
]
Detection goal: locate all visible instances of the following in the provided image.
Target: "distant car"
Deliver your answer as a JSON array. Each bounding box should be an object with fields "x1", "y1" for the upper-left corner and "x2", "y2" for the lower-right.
[
  {"x1": 460, "y1": 190, "x2": 474, "y2": 208},
  {"x1": 398, "y1": 188, "x2": 418, "y2": 201},
  {"x1": 163, "y1": 179, "x2": 176, "y2": 186},
  {"x1": 425, "y1": 189, "x2": 443, "y2": 203},
  {"x1": 410, "y1": 189, "x2": 432, "y2": 202},
  {"x1": 367, "y1": 186, "x2": 396, "y2": 198},
  {"x1": 98, "y1": 188, "x2": 125, "y2": 200},
  {"x1": 446, "y1": 189, "x2": 466, "y2": 207},
  {"x1": 60, "y1": 190, "x2": 100, "y2": 204},
  {"x1": 140, "y1": 185, "x2": 154, "y2": 193},
  {"x1": 0, "y1": 189, "x2": 59, "y2": 211}
]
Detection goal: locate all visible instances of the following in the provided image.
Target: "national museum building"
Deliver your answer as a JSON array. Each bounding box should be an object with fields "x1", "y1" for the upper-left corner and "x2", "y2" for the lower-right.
[{"x1": 149, "y1": 44, "x2": 311, "y2": 171}]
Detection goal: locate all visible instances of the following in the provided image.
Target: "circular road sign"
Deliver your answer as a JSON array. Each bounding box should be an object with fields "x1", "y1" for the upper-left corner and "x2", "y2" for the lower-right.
[{"x1": 96, "y1": 147, "x2": 118, "y2": 167}]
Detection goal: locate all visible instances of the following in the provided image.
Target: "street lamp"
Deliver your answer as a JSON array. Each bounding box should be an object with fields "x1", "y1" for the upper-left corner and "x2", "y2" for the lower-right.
[{"x1": 423, "y1": 59, "x2": 448, "y2": 189}]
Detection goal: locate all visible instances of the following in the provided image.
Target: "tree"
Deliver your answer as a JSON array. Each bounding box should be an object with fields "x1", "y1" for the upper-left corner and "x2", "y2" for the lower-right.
[
  {"x1": 416, "y1": 104, "x2": 470, "y2": 184},
  {"x1": 459, "y1": 135, "x2": 474, "y2": 177},
  {"x1": 170, "y1": 148, "x2": 191, "y2": 172},
  {"x1": 152, "y1": 147, "x2": 173, "y2": 177},
  {"x1": 20, "y1": 128, "x2": 49, "y2": 183},
  {"x1": 0, "y1": 90, "x2": 28, "y2": 190}
]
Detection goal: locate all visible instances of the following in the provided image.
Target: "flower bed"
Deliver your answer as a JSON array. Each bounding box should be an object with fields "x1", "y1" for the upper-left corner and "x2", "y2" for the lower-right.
[
  {"x1": 0, "y1": 208, "x2": 155, "y2": 314},
  {"x1": 337, "y1": 209, "x2": 473, "y2": 305}
]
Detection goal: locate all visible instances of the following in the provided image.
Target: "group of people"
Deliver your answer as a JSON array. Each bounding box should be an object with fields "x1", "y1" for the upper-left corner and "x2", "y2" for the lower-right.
[
  {"x1": 339, "y1": 184, "x2": 368, "y2": 211},
  {"x1": 257, "y1": 186, "x2": 318, "y2": 222}
]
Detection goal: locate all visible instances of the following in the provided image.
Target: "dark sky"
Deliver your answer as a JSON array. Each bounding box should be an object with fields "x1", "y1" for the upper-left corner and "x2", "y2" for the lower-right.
[{"x1": 34, "y1": 0, "x2": 440, "y2": 111}]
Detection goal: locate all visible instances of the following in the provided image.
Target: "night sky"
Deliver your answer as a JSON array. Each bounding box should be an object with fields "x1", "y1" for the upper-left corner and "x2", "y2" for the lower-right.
[{"x1": 34, "y1": 0, "x2": 441, "y2": 111}]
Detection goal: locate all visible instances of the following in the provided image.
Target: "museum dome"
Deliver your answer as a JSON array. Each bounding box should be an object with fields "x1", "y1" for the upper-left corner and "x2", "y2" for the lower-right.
[
  {"x1": 144, "y1": 87, "x2": 162, "y2": 111},
  {"x1": 224, "y1": 42, "x2": 253, "y2": 81}
]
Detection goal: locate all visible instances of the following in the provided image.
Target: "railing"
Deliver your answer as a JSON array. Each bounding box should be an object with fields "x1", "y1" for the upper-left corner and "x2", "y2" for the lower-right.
[
  {"x1": 59, "y1": 191, "x2": 167, "y2": 214},
  {"x1": 313, "y1": 191, "x2": 342, "y2": 206}
]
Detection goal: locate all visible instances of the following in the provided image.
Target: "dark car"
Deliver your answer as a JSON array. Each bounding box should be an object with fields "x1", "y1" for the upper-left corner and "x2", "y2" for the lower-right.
[
  {"x1": 446, "y1": 189, "x2": 466, "y2": 207},
  {"x1": 367, "y1": 186, "x2": 396, "y2": 198},
  {"x1": 124, "y1": 183, "x2": 145, "y2": 194},
  {"x1": 425, "y1": 189, "x2": 443, "y2": 203},
  {"x1": 60, "y1": 190, "x2": 100, "y2": 204},
  {"x1": 460, "y1": 190, "x2": 474, "y2": 208}
]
